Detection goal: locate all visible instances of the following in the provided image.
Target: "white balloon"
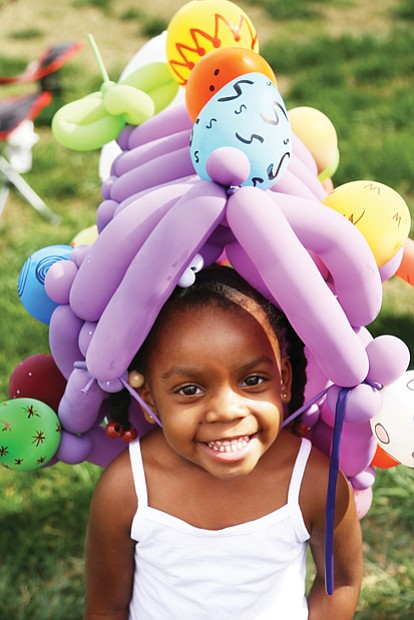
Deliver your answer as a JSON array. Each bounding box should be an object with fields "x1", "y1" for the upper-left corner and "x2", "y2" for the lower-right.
[{"x1": 370, "y1": 370, "x2": 414, "y2": 467}]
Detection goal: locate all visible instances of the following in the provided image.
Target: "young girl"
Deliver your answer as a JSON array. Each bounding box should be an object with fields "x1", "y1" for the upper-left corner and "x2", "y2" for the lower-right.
[{"x1": 84, "y1": 265, "x2": 362, "y2": 620}]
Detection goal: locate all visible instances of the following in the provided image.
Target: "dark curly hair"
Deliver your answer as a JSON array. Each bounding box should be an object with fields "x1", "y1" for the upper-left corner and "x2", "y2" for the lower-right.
[{"x1": 108, "y1": 264, "x2": 307, "y2": 432}]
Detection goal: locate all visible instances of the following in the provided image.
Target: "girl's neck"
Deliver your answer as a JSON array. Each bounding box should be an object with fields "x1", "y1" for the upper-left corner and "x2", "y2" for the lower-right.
[{"x1": 140, "y1": 429, "x2": 300, "y2": 530}]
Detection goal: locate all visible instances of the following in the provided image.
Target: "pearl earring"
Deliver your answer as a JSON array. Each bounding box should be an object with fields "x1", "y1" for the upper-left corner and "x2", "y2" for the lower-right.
[{"x1": 128, "y1": 370, "x2": 145, "y2": 388}]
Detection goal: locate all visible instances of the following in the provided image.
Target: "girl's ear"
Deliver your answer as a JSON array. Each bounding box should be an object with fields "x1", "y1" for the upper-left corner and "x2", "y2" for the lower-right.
[
  {"x1": 280, "y1": 355, "x2": 293, "y2": 404},
  {"x1": 128, "y1": 370, "x2": 157, "y2": 424}
]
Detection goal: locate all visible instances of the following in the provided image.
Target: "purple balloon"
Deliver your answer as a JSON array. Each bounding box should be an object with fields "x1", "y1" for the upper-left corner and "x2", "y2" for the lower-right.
[
  {"x1": 113, "y1": 128, "x2": 191, "y2": 177},
  {"x1": 56, "y1": 430, "x2": 92, "y2": 464},
  {"x1": 110, "y1": 146, "x2": 195, "y2": 203},
  {"x1": 86, "y1": 181, "x2": 228, "y2": 381},
  {"x1": 226, "y1": 186, "x2": 369, "y2": 386},
  {"x1": 44, "y1": 259, "x2": 78, "y2": 305},
  {"x1": 365, "y1": 335, "x2": 410, "y2": 386},
  {"x1": 273, "y1": 192, "x2": 383, "y2": 328},
  {"x1": 127, "y1": 103, "x2": 192, "y2": 149},
  {"x1": 58, "y1": 367, "x2": 105, "y2": 434},
  {"x1": 49, "y1": 304, "x2": 84, "y2": 379},
  {"x1": 70, "y1": 187, "x2": 183, "y2": 321}
]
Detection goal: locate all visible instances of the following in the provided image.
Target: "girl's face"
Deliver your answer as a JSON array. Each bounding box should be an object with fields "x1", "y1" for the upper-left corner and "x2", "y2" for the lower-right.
[{"x1": 141, "y1": 302, "x2": 292, "y2": 480}]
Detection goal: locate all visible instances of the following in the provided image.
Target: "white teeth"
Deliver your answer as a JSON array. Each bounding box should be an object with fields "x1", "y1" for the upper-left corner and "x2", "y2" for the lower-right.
[{"x1": 207, "y1": 436, "x2": 250, "y2": 453}]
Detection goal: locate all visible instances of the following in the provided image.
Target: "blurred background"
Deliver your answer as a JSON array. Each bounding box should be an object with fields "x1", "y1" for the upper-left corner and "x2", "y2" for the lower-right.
[{"x1": 0, "y1": 0, "x2": 413, "y2": 618}]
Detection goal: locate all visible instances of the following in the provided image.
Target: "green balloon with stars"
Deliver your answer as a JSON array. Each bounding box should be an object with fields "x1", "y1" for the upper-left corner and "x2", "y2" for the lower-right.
[{"x1": 0, "y1": 398, "x2": 61, "y2": 471}]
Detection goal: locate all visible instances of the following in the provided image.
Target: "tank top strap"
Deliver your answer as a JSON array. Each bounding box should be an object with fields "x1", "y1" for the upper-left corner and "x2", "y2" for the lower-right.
[
  {"x1": 129, "y1": 438, "x2": 148, "y2": 506},
  {"x1": 129, "y1": 439, "x2": 149, "y2": 542},
  {"x1": 287, "y1": 437, "x2": 312, "y2": 541}
]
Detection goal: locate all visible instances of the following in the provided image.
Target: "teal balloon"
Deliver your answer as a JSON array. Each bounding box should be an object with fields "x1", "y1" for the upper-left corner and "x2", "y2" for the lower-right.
[
  {"x1": 18, "y1": 245, "x2": 72, "y2": 324},
  {"x1": 0, "y1": 398, "x2": 61, "y2": 471},
  {"x1": 190, "y1": 72, "x2": 292, "y2": 190}
]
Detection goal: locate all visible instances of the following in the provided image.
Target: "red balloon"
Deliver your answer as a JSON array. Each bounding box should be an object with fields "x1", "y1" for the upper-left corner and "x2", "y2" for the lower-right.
[
  {"x1": 9, "y1": 353, "x2": 67, "y2": 412},
  {"x1": 370, "y1": 444, "x2": 400, "y2": 469}
]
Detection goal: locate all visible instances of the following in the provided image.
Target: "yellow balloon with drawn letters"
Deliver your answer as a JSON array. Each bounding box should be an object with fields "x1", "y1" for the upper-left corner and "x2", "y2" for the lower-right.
[
  {"x1": 322, "y1": 180, "x2": 411, "y2": 267},
  {"x1": 166, "y1": 0, "x2": 259, "y2": 86}
]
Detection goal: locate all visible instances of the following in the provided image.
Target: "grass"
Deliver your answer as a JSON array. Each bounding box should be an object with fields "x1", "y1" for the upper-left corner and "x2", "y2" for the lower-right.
[{"x1": 0, "y1": 0, "x2": 413, "y2": 617}]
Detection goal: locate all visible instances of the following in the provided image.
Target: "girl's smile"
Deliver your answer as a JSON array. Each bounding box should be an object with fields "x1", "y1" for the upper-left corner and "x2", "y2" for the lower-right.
[{"x1": 140, "y1": 301, "x2": 292, "y2": 479}]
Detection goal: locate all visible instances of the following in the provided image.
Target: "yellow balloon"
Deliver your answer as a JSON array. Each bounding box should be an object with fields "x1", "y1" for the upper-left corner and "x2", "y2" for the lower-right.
[
  {"x1": 166, "y1": 0, "x2": 259, "y2": 86},
  {"x1": 71, "y1": 225, "x2": 98, "y2": 247},
  {"x1": 288, "y1": 106, "x2": 338, "y2": 175},
  {"x1": 322, "y1": 180, "x2": 411, "y2": 266}
]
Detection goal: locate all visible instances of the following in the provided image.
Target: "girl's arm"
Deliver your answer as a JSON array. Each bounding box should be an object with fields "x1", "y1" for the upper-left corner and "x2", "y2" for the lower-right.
[
  {"x1": 305, "y1": 452, "x2": 363, "y2": 619},
  {"x1": 84, "y1": 450, "x2": 137, "y2": 620}
]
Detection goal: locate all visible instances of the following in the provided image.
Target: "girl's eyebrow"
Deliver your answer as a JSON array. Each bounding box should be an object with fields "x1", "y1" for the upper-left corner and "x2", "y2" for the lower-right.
[{"x1": 160, "y1": 356, "x2": 276, "y2": 381}]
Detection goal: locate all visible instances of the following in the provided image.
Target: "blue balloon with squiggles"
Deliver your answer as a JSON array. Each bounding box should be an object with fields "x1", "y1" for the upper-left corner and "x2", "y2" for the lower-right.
[
  {"x1": 190, "y1": 72, "x2": 292, "y2": 190},
  {"x1": 18, "y1": 244, "x2": 72, "y2": 324}
]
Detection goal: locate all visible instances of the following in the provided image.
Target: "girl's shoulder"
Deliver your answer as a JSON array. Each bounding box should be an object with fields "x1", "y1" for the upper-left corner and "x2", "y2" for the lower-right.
[
  {"x1": 299, "y1": 439, "x2": 353, "y2": 535},
  {"x1": 91, "y1": 447, "x2": 137, "y2": 530}
]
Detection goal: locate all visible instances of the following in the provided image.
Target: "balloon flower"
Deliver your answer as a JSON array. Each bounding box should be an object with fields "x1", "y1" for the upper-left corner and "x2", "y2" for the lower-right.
[{"x1": 52, "y1": 34, "x2": 179, "y2": 150}]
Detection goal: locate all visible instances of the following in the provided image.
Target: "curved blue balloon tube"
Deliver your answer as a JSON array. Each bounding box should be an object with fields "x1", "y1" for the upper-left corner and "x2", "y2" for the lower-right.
[{"x1": 325, "y1": 387, "x2": 351, "y2": 595}]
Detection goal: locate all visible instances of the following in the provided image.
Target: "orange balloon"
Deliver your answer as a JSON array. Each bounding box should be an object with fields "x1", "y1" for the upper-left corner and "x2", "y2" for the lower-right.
[
  {"x1": 371, "y1": 444, "x2": 400, "y2": 469},
  {"x1": 185, "y1": 46, "x2": 277, "y2": 122},
  {"x1": 396, "y1": 237, "x2": 414, "y2": 286}
]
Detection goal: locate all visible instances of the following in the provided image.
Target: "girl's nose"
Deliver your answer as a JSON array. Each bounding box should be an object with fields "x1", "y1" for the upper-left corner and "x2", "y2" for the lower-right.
[{"x1": 204, "y1": 388, "x2": 249, "y2": 423}]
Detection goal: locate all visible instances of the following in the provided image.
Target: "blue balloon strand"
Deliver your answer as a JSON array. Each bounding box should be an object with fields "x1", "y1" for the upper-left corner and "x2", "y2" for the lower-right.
[{"x1": 324, "y1": 387, "x2": 351, "y2": 595}]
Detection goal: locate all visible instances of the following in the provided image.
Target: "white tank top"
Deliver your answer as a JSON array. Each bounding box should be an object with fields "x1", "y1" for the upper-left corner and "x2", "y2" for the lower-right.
[{"x1": 129, "y1": 438, "x2": 311, "y2": 620}]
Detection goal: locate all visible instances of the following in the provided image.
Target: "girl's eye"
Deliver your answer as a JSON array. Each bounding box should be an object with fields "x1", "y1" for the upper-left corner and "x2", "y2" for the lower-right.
[
  {"x1": 176, "y1": 384, "x2": 202, "y2": 397},
  {"x1": 242, "y1": 375, "x2": 266, "y2": 387}
]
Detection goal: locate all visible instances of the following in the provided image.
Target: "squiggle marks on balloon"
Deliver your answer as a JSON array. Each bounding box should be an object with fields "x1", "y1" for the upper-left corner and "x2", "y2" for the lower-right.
[
  {"x1": 190, "y1": 73, "x2": 292, "y2": 189},
  {"x1": 217, "y1": 78, "x2": 254, "y2": 101},
  {"x1": 267, "y1": 152, "x2": 291, "y2": 181},
  {"x1": 234, "y1": 104, "x2": 247, "y2": 114},
  {"x1": 205, "y1": 118, "x2": 218, "y2": 129},
  {"x1": 17, "y1": 260, "x2": 30, "y2": 298},
  {"x1": 168, "y1": 13, "x2": 258, "y2": 85},
  {"x1": 260, "y1": 100, "x2": 289, "y2": 125},
  {"x1": 235, "y1": 132, "x2": 264, "y2": 144},
  {"x1": 35, "y1": 256, "x2": 63, "y2": 284}
]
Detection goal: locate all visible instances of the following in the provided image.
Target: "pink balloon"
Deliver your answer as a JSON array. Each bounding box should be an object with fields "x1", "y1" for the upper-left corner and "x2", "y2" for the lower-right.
[
  {"x1": 110, "y1": 146, "x2": 195, "y2": 203},
  {"x1": 379, "y1": 246, "x2": 403, "y2": 282},
  {"x1": 291, "y1": 133, "x2": 318, "y2": 176},
  {"x1": 85, "y1": 426, "x2": 125, "y2": 467},
  {"x1": 56, "y1": 430, "x2": 92, "y2": 464},
  {"x1": 205, "y1": 147, "x2": 250, "y2": 187},
  {"x1": 44, "y1": 259, "x2": 78, "y2": 304},
  {"x1": 273, "y1": 192, "x2": 383, "y2": 327},
  {"x1": 86, "y1": 181, "x2": 228, "y2": 381},
  {"x1": 70, "y1": 187, "x2": 183, "y2": 321},
  {"x1": 225, "y1": 241, "x2": 274, "y2": 302},
  {"x1": 350, "y1": 466, "x2": 376, "y2": 491},
  {"x1": 226, "y1": 186, "x2": 369, "y2": 386},
  {"x1": 325, "y1": 384, "x2": 382, "y2": 425},
  {"x1": 58, "y1": 367, "x2": 105, "y2": 433},
  {"x1": 271, "y1": 167, "x2": 324, "y2": 202},
  {"x1": 49, "y1": 304, "x2": 84, "y2": 379},
  {"x1": 338, "y1": 421, "x2": 377, "y2": 478},
  {"x1": 113, "y1": 128, "x2": 191, "y2": 177},
  {"x1": 127, "y1": 103, "x2": 192, "y2": 149},
  {"x1": 365, "y1": 335, "x2": 410, "y2": 386},
  {"x1": 96, "y1": 199, "x2": 118, "y2": 232},
  {"x1": 353, "y1": 486, "x2": 373, "y2": 519}
]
